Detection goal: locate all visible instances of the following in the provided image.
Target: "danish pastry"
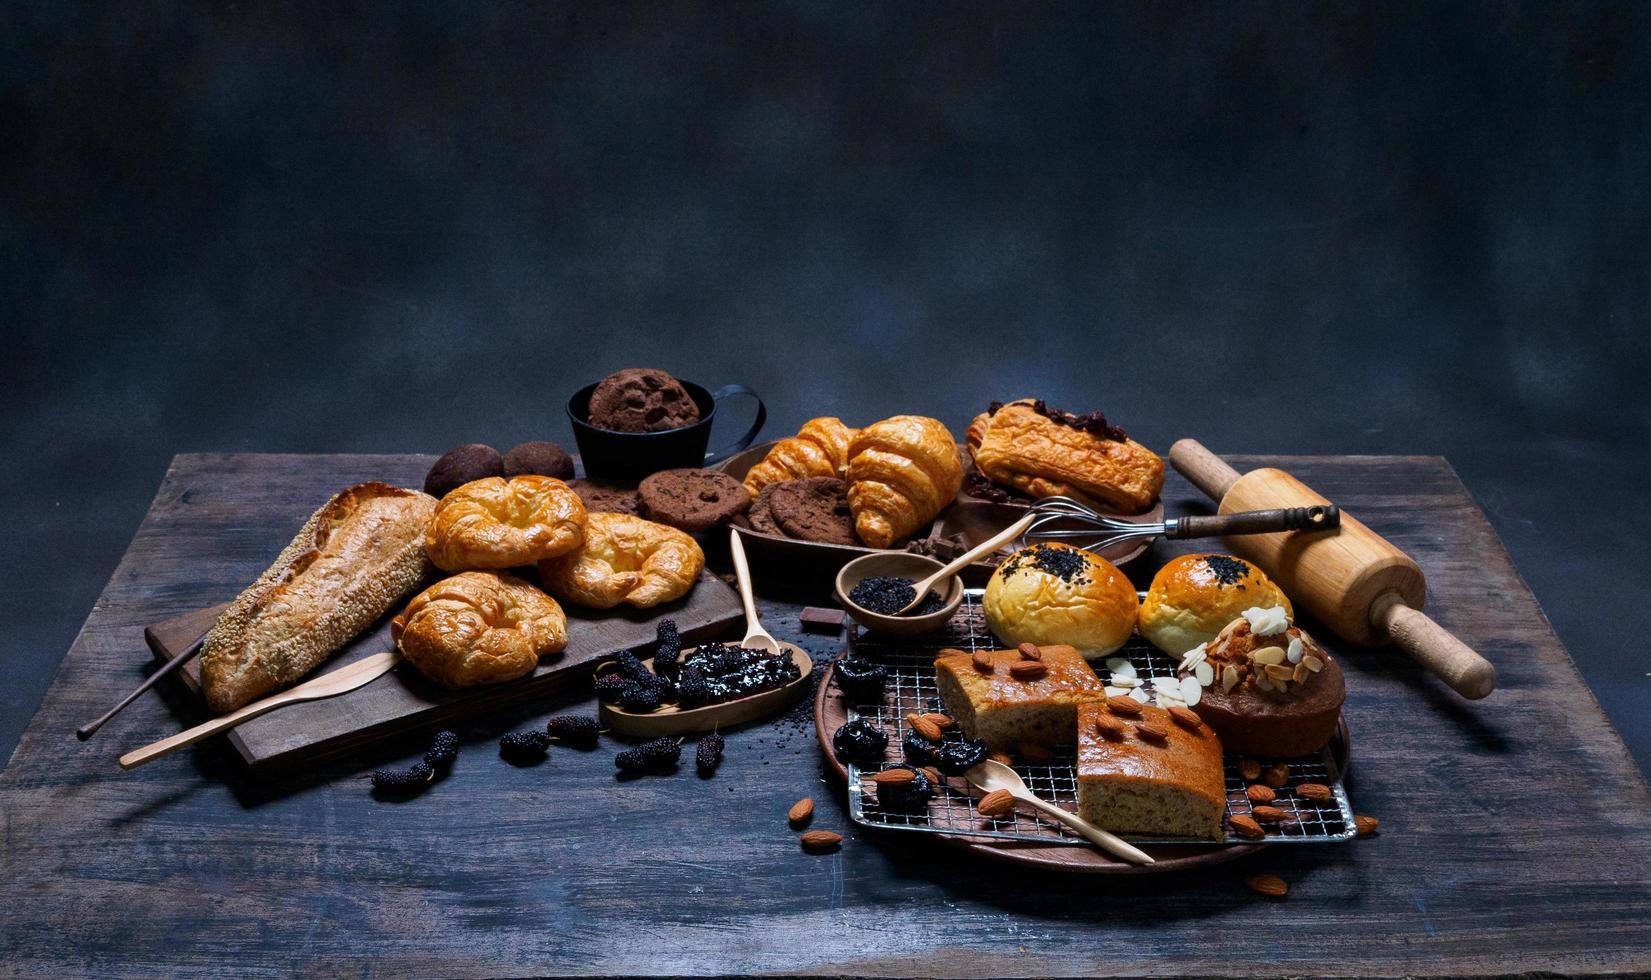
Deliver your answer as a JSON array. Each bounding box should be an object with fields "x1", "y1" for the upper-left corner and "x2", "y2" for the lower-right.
[
  {"x1": 200, "y1": 482, "x2": 437, "y2": 712},
  {"x1": 425, "y1": 475, "x2": 587, "y2": 571},
  {"x1": 538, "y1": 512, "x2": 705, "y2": 609},
  {"x1": 392, "y1": 571, "x2": 568, "y2": 689},
  {"x1": 742, "y1": 417, "x2": 858, "y2": 496},
  {"x1": 968, "y1": 399, "x2": 1163, "y2": 514},
  {"x1": 845, "y1": 416, "x2": 963, "y2": 548}
]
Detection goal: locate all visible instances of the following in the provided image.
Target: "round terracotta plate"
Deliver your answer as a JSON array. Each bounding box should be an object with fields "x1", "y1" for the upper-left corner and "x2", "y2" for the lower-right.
[
  {"x1": 717, "y1": 441, "x2": 1163, "y2": 583},
  {"x1": 812, "y1": 663, "x2": 1353, "y2": 875}
]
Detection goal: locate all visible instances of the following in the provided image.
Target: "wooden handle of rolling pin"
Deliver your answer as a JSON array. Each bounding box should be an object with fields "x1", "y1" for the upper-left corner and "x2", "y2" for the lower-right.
[{"x1": 1168, "y1": 438, "x2": 1497, "y2": 700}]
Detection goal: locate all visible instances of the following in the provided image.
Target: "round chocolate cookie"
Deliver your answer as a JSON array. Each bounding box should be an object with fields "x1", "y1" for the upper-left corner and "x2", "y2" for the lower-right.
[
  {"x1": 639, "y1": 468, "x2": 751, "y2": 532},
  {"x1": 587, "y1": 368, "x2": 700, "y2": 433},
  {"x1": 425, "y1": 444, "x2": 504, "y2": 499},
  {"x1": 567, "y1": 478, "x2": 642, "y2": 516},
  {"x1": 769, "y1": 477, "x2": 857, "y2": 545},
  {"x1": 746, "y1": 482, "x2": 784, "y2": 536},
  {"x1": 502, "y1": 441, "x2": 574, "y2": 481}
]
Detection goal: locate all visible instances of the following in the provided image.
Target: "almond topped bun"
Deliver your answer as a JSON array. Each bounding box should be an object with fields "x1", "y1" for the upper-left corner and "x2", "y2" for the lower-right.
[
  {"x1": 1138, "y1": 553, "x2": 1292, "y2": 656},
  {"x1": 982, "y1": 543, "x2": 1138, "y2": 657}
]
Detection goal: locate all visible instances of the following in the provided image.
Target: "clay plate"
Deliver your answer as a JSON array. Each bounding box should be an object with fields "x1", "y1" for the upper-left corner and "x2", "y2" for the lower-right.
[
  {"x1": 598, "y1": 643, "x2": 813, "y2": 738},
  {"x1": 812, "y1": 662, "x2": 1353, "y2": 875},
  {"x1": 716, "y1": 441, "x2": 1164, "y2": 584}
]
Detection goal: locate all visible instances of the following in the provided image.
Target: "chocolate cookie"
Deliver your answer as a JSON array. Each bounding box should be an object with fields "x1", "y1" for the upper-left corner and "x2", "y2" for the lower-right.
[
  {"x1": 639, "y1": 469, "x2": 750, "y2": 532},
  {"x1": 567, "y1": 478, "x2": 642, "y2": 516},
  {"x1": 587, "y1": 368, "x2": 700, "y2": 433},
  {"x1": 502, "y1": 441, "x2": 574, "y2": 481},
  {"x1": 769, "y1": 477, "x2": 857, "y2": 545},
  {"x1": 746, "y1": 482, "x2": 784, "y2": 536},
  {"x1": 425, "y1": 444, "x2": 504, "y2": 499}
]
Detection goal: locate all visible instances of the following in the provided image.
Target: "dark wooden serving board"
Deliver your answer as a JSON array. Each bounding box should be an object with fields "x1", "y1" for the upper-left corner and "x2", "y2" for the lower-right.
[
  {"x1": 143, "y1": 567, "x2": 742, "y2": 772},
  {"x1": 3, "y1": 453, "x2": 1650, "y2": 978}
]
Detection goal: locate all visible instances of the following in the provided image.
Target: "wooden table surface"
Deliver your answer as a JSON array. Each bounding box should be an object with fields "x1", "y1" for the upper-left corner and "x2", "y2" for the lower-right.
[{"x1": 2, "y1": 453, "x2": 1648, "y2": 978}]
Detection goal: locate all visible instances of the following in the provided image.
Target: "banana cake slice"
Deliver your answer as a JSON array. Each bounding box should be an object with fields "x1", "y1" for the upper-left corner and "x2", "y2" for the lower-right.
[{"x1": 934, "y1": 644, "x2": 1106, "y2": 751}]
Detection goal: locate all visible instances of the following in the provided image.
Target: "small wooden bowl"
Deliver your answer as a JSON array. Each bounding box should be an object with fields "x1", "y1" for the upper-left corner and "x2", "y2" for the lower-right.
[
  {"x1": 833, "y1": 553, "x2": 965, "y2": 637},
  {"x1": 597, "y1": 644, "x2": 814, "y2": 738}
]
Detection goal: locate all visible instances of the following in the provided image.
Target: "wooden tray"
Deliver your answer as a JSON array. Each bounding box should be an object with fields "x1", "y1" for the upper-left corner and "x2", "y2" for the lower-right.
[
  {"x1": 812, "y1": 657, "x2": 1353, "y2": 875},
  {"x1": 716, "y1": 441, "x2": 1164, "y2": 587},
  {"x1": 145, "y1": 569, "x2": 743, "y2": 772}
]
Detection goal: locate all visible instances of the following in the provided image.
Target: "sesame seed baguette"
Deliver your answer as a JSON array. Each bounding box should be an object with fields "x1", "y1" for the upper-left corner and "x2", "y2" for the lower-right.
[{"x1": 199, "y1": 482, "x2": 438, "y2": 713}]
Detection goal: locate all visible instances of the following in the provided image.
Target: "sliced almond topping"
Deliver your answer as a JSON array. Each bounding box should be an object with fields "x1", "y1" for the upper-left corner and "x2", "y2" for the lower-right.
[
  {"x1": 1255, "y1": 674, "x2": 1275, "y2": 692},
  {"x1": 1286, "y1": 636, "x2": 1304, "y2": 664},
  {"x1": 1106, "y1": 695, "x2": 1144, "y2": 717},
  {"x1": 1193, "y1": 661, "x2": 1214, "y2": 687},
  {"x1": 1303, "y1": 655, "x2": 1325, "y2": 673},
  {"x1": 1292, "y1": 663, "x2": 1309, "y2": 683},
  {"x1": 976, "y1": 788, "x2": 1015, "y2": 819},
  {"x1": 1221, "y1": 664, "x2": 1240, "y2": 693},
  {"x1": 1264, "y1": 663, "x2": 1294, "y2": 681},
  {"x1": 1251, "y1": 645, "x2": 1286, "y2": 666}
]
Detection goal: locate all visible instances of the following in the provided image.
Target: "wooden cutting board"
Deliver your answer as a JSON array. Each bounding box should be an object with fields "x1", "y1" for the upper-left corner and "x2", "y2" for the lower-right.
[{"x1": 144, "y1": 571, "x2": 742, "y2": 772}]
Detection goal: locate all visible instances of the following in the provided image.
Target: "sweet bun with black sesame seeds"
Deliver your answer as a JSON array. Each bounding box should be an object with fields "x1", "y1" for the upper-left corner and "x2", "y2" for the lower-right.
[{"x1": 1138, "y1": 553, "x2": 1292, "y2": 656}]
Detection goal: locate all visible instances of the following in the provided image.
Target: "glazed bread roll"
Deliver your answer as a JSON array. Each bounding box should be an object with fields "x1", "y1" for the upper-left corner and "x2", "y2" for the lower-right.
[
  {"x1": 743, "y1": 417, "x2": 858, "y2": 497},
  {"x1": 392, "y1": 571, "x2": 567, "y2": 689},
  {"x1": 425, "y1": 475, "x2": 587, "y2": 571},
  {"x1": 845, "y1": 415, "x2": 963, "y2": 548},
  {"x1": 538, "y1": 511, "x2": 704, "y2": 609},
  {"x1": 983, "y1": 543, "x2": 1138, "y2": 657},
  {"x1": 1138, "y1": 553, "x2": 1293, "y2": 656},
  {"x1": 200, "y1": 482, "x2": 437, "y2": 713},
  {"x1": 969, "y1": 399, "x2": 1164, "y2": 514}
]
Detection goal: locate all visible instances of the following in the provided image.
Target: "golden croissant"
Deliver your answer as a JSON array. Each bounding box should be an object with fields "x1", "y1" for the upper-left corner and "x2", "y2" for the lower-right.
[
  {"x1": 845, "y1": 415, "x2": 963, "y2": 548},
  {"x1": 538, "y1": 512, "x2": 704, "y2": 609},
  {"x1": 392, "y1": 571, "x2": 568, "y2": 689},
  {"x1": 968, "y1": 399, "x2": 1163, "y2": 513},
  {"x1": 425, "y1": 475, "x2": 586, "y2": 571},
  {"x1": 742, "y1": 417, "x2": 858, "y2": 496}
]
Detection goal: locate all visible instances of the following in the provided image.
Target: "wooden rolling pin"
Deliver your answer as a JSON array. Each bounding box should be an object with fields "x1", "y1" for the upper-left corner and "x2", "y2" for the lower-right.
[{"x1": 1169, "y1": 439, "x2": 1496, "y2": 700}]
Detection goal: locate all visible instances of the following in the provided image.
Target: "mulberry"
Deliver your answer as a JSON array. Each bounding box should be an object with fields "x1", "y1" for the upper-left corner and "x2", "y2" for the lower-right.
[
  {"x1": 653, "y1": 619, "x2": 683, "y2": 676},
  {"x1": 675, "y1": 666, "x2": 709, "y2": 708},
  {"x1": 544, "y1": 715, "x2": 600, "y2": 745},
  {"x1": 372, "y1": 762, "x2": 435, "y2": 793},
  {"x1": 695, "y1": 732, "x2": 725, "y2": 775},
  {"x1": 618, "y1": 681, "x2": 662, "y2": 713},
  {"x1": 423, "y1": 730, "x2": 460, "y2": 769},
  {"x1": 611, "y1": 651, "x2": 653, "y2": 683},
  {"x1": 499, "y1": 729, "x2": 551, "y2": 764},
  {"x1": 594, "y1": 672, "x2": 628, "y2": 701},
  {"x1": 615, "y1": 737, "x2": 681, "y2": 773}
]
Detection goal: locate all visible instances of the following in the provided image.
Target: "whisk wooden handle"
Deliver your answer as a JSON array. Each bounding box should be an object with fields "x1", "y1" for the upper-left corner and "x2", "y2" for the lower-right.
[{"x1": 1170, "y1": 507, "x2": 1340, "y2": 539}]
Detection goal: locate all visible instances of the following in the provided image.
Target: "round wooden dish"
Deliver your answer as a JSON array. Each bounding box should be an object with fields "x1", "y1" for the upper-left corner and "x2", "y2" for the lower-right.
[
  {"x1": 717, "y1": 441, "x2": 1163, "y2": 582},
  {"x1": 833, "y1": 553, "x2": 966, "y2": 637},
  {"x1": 598, "y1": 644, "x2": 813, "y2": 738},
  {"x1": 812, "y1": 664, "x2": 1352, "y2": 875}
]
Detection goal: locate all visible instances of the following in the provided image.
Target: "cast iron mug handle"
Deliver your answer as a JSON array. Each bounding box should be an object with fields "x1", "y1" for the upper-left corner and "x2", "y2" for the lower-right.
[{"x1": 705, "y1": 384, "x2": 767, "y2": 464}]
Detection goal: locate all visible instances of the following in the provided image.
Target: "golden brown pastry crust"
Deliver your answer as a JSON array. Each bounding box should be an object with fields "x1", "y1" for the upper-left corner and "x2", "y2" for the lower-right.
[
  {"x1": 1138, "y1": 553, "x2": 1293, "y2": 656},
  {"x1": 200, "y1": 482, "x2": 437, "y2": 713},
  {"x1": 845, "y1": 415, "x2": 963, "y2": 548},
  {"x1": 742, "y1": 417, "x2": 858, "y2": 497},
  {"x1": 1076, "y1": 701, "x2": 1226, "y2": 839},
  {"x1": 391, "y1": 571, "x2": 567, "y2": 689},
  {"x1": 537, "y1": 512, "x2": 704, "y2": 609},
  {"x1": 425, "y1": 475, "x2": 587, "y2": 571},
  {"x1": 982, "y1": 543, "x2": 1139, "y2": 657},
  {"x1": 969, "y1": 399, "x2": 1164, "y2": 514}
]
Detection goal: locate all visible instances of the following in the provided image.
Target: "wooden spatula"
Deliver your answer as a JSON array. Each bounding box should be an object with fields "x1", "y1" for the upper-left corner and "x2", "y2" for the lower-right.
[{"x1": 118, "y1": 652, "x2": 401, "y2": 770}]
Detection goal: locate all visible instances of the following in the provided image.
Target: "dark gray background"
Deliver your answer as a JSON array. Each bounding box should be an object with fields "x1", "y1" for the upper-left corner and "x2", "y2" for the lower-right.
[{"x1": 3, "y1": 2, "x2": 1647, "y2": 775}]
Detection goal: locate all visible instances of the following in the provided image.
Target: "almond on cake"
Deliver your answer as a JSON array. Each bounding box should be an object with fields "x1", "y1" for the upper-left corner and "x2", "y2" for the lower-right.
[
  {"x1": 934, "y1": 644, "x2": 1106, "y2": 751},
  {"x1": 1075, "y1": 701, "x2": 1226, "y2": 840}
]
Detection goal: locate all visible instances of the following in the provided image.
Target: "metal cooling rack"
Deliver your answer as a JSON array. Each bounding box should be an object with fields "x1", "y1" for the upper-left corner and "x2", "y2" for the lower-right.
[{"x1": 842, "y1": 590, "x2": 1357, "y2": 846}]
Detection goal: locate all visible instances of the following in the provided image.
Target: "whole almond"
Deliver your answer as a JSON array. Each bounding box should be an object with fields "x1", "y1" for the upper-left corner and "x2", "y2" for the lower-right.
[
  {"x1": 1262, "y1": 763, "x2": 1290, "y2": 788},
  {"x1": 1009, "y1": 660, "x2": 1048, "y2": 681},
  {"x1": 787, "y1": 798, "x2": 814, "y2": 826},
  {"x1": 1135, "y1": 722, "x2": 1170, "y2": 743},
  {"x1": 1094, "y1": 715, "x2": 1127, "y2": 740},
  {"x1": 1296, "y1": 783, "x2": 1333, "y2": 803},
  {"x1": 1239, "y1": 758, "x2": 1262, "y2": 781},
  {"x1": 1168, "y1": 706, "x2": 1203, "y2": 730},
  {"x1": 972, "y1": 651, "x2": 995, "y2": 674},
  {"x1": 977, "y1": 788, "x2": 1016, "y2": 819},
  {"x1": 921, "y1": 712, "x2": 954, "y2": 730},
  {"x1": 988, "y1": 752, "x2": 1014, "y2": 767},
  {"x1": 919, "y1": 766, "x2": 943, "y2": 786},
  {"x1": 1229, "y1": 814, "x2": 1265, "y2": 839},
  {"x1": 1017, "y1": 642, "x2": 1042, "y2": 661},
  {"x1": 1106, "y1": 695, "x2": 1144, "y2": 717},
  {"x1": 799, "y1": 830, "x2": 843, "y2": 852},
  {"x1": 873, "y1": 768, "x2": 916, "y2": 785},
  {"x1": 1245, "y1": 873, "x2": 1288, "y2": 898},
  {"x1": 908, "y1": 713, "x2": 943, "y2": 741},
  {"x1": 1018, "y1": 742, "x2": 1054, "y2": 764},
  {"x1": 1355, "y1": 814, "x2": 1380, "y2": 837},
  {"x1": 1252, "y1": 805, "x2": 1287, "y2": 824},
  {"x1": 1246, "y1": 784, "x2": 1276, "y2": 805}
]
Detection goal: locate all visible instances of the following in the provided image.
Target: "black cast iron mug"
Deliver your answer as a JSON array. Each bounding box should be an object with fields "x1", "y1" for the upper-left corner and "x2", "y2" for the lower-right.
[{"x1": 567, "y1": 380, "x2": 766, "y2": 482}]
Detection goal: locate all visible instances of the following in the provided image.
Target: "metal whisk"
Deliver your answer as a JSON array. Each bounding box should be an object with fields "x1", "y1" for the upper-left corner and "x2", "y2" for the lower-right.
[{"x1": 1022, "y1": 495, "x2": 1339, "y2": 554}]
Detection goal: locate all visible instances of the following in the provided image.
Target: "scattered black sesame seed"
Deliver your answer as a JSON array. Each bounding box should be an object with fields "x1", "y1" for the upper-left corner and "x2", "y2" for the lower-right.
[{"x1": 1202, "y1": 554, "x2": 1252, "y2": 587}]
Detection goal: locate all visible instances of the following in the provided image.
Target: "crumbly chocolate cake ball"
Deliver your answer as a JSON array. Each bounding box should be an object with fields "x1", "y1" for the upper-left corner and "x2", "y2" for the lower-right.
[
  {"x1": 424, "y1": 444, "x2": 504, "y2": 499},
  {"x1": 502, "y1": 441, "x2": 574, "y2": 481}
]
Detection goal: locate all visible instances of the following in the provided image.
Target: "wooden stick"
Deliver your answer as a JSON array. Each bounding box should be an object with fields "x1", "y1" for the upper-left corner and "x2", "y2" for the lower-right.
[
  {"x1": 118, "y1": 652, "x2": 400, "y2": 770},
  {"x1": 899, "y1": 511, "x2": 1037, "y2": 613},
  {"x1": 77, "y1": 634, "x2": 205, "y2": 740}
]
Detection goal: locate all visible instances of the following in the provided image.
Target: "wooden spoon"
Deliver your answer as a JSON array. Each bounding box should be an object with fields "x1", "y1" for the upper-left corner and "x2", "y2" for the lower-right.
[
  {"x1": 965, "y1": 758, "x2": 1154, "y2": 865},
  {"x1": 728, "y1": 528, "x2": 781, "y2": 655},
  {"x1": 119, "y1": 652, "x2": 400, "y2": 770},
  {"x1": 891, "y1": 511, "x2": 1038, "y2": 614}
]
